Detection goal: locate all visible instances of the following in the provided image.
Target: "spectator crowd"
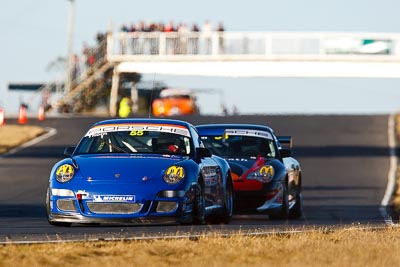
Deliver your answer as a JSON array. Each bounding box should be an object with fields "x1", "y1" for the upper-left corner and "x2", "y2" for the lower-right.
[
  {"x1": 71, "y1": 20, "x2": 226, "y2": 89},
  {"x1": 119, "y1": 20, "x2": 224, "y2": 35},
  {"x1": 117, "y1": 20, "x2": 225, "y2": 55}
]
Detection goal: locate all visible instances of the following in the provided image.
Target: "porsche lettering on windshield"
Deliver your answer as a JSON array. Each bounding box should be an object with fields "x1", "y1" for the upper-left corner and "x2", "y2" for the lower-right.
[
  {"x1": 224, "y1": 129, "x2": 273, "y2": 140},
  {"x1": 86, "y1": 124, "x2": 190, "y2": 138}
]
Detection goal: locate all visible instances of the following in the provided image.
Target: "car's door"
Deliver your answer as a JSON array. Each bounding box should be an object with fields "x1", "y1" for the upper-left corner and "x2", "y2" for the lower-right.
[{"x1": 191, "y1": 126, "x2": 224, "y2": 209}]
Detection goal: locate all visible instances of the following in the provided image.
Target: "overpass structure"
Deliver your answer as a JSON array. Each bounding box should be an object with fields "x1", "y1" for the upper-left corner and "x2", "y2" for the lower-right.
[{"x1": 59, "y1": 31, "x2": 400, "y2": 116}]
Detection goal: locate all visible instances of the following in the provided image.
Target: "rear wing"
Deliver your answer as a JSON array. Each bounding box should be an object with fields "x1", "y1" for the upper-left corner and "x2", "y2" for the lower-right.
[{"x1": 277, "y1": 136, "x2": 293, "y2": 148}]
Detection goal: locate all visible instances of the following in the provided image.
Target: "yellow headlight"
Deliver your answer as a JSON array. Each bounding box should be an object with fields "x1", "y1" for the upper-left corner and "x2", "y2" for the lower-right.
[
  {"x1": 163, "y1": 166, "x2": 185, "y2": 184},
  {"x1": 259, "y1": 166, "x2": 274, "y2": 177},
  {"x1": 55, "y1": 164, "x2": 75, "y2": 183},
  {"x1": 248, "y1": 165, "x2": 274, "y2": 183}
]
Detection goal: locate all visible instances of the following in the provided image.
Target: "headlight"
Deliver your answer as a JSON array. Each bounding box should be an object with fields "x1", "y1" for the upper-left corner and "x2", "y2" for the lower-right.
[
  {"x1": 55, "y1": 164, "x2": 75, "y2": 183},
  {"x1": 163, "y1": 166, "x2": 185, "y2": 184},
  {"x1": 247, "y1": 165, "x2": 274, "y2": 183}
]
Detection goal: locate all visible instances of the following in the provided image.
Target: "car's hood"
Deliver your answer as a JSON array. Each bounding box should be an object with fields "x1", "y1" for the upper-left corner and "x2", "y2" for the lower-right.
[
  {"x1": 72, "y1": 154, "x2": 186, "y2": 182},
  {"x1": 225, "y1": 157, "x2": 274, "y2": 178},
  {"x1": 226, "y1": 158, "x2": 259, "y2": 177}
]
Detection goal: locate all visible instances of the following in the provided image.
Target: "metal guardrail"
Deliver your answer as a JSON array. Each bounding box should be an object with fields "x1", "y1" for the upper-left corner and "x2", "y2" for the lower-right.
[{"x1": 106, "y1": 31, "x2": 400, "y2": 62}]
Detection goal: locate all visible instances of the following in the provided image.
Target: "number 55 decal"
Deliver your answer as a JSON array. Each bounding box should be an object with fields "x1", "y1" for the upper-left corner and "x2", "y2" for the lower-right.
[{"x1": 130, "y1": 130, "x2": 144, "y2": 136}]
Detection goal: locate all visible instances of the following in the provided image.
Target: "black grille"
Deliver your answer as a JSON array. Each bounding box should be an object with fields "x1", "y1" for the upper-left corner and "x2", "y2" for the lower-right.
[
  {"x1": 57, "y1": 199, "x2": 77, "y2": 212},
  {"x1": 87, "y1": 202, "x2": 142, "y2": 214}
]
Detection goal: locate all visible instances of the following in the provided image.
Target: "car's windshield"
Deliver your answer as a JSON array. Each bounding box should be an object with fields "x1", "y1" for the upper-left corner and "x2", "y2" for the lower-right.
[
  {"x1": 200, "y1": 130, "x2": 276, "y2": 158},
  {"x1": 74, "y1": 124, "x2": 192, "y2": 156}
]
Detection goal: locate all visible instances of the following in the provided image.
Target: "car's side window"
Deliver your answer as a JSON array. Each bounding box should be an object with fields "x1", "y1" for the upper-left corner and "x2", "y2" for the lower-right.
[
  {"x1": 267, "y1": 140, "x2": 277, "y2": 158},
  {"x1": 190, "y1": 126, "x2": 205, "y2": 148}
]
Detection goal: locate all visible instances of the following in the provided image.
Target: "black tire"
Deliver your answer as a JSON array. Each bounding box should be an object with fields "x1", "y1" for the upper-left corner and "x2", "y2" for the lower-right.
[
  {"x1": 269, "y1": 180, "x2": 289, "y2": 220},
  {"x1": 46, "y1": 187, "x2": 72, "y2": 227},
  {"x1": 192, "y1": 182, "x2": 206, "y2": 225},
  {"x1": 213, "y1": 174, "x2": 234, "y2": 224},
  {"x1": 289, "y1": 191, "x2": 303, "y2": 219}
]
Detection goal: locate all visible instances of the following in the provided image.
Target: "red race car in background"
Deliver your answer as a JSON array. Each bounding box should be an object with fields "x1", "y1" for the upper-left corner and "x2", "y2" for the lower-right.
[{"x1": 196, "y1": 124, "x2": 303, "y2": 219}]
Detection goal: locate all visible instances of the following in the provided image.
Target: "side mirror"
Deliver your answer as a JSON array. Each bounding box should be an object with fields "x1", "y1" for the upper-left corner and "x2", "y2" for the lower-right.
[
  {"x1": 280, "y1": 148, "x2": 292, "y2": 158},
  {"x1": 196, "y1": 147, "x2": 212, "y2": 158},
  {"x1": 277, "y1": 136, "x2": 293, "y2": 148},
  {"x1": 64, "y1": 146, "x2": 76, "y2": 157}
]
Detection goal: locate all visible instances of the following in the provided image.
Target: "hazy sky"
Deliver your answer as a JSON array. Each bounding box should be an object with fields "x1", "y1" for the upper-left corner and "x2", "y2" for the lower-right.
[{"x1": 1, "y1": 0, "x2": 400, "y2": 114}]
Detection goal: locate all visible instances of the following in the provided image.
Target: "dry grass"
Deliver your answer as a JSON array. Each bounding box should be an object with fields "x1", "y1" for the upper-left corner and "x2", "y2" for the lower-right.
[
  {"x1": 0, "y1": 125, "x2": 45, "y2": 154},
  {"x1": 1, "y1": 227, "x2": 400, "y2": 267}
]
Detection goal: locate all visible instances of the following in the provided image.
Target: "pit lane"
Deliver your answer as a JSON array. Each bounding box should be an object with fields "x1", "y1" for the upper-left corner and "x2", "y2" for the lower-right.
[{"x1": 0, "y1": 115, "x2": 394, "y2": 243}]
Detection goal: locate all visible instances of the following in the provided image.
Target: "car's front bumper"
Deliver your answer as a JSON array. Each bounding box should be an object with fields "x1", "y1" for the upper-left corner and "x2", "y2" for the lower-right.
[
  {"x1": 233, "y1": 179, "x2": 284, "y2": 214},
  {"x1": 48, "y1": 212, "x2": 191, "y2": 225},
  {"x1": 47, "y1": 186, "x2": 196, "y2": 225}
]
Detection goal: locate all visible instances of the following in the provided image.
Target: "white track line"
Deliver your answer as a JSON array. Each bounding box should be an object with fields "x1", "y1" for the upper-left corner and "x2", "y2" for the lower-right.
[
  {"x1": 0, "y1": 127, "x2": 57, "y2": 158},
  {"x1": 380, "y1": 114, "x2": 397, "y2": 225}
]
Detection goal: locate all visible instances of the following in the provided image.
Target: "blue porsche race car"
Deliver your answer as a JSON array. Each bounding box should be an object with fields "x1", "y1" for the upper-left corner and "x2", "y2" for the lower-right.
[
  {"x1": 46, "y1": 119, "x2": 233, "y2": 226},
  {"x1": 196, "y1": 124, "x2": 303, "y2": 220}
]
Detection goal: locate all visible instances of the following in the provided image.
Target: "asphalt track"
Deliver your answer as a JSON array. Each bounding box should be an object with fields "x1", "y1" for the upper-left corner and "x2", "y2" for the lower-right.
[{"x1": 0, "y1": 115, "x2": 395, "y2": 243}]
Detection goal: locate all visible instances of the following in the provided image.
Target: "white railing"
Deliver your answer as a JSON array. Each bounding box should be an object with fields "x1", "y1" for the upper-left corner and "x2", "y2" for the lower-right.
[{"x1": 107, "y1": 31, "x2": 400, "y2": 62}]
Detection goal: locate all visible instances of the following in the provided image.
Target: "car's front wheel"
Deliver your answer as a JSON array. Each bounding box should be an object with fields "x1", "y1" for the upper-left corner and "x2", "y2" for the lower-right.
[
  {"x1": 192, "y1": 182, "x2": 206, "y2": 225},
  {"x1": 289, "y1": 190, "x2": 303, "y2": 219},
  {"x1": 215, "y1": 174, "x2": 234, "y2": 224},
  {"x1": 269, "y1": 180, "x2": 289, "y2": 220}
]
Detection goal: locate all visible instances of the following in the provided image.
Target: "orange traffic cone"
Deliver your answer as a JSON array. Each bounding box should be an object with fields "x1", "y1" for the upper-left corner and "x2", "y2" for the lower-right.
[
  {"x1": 0, "y1": 108, "x2": 4, "y2": 126},
  {"x1": 38, "y1": 105, "x2": 45, "y2": 121},
  {"x1": 18, "y1": 106, "x2": 28, "y2": 124}
]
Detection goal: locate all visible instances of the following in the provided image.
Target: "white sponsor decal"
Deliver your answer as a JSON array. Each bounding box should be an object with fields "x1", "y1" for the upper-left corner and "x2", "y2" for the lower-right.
[
  {"x1": 85, "y1": 124, "x2": 190, "y2": 138},
  {"x1": 93, "y1": 195, "x2": 136, "y2": 202},
  {"x1": 203, "y1": 166, "x2": 219, "y2": 186},
  {"x1": 225, "y1": 129, "x2": 273, "y2": 140}
]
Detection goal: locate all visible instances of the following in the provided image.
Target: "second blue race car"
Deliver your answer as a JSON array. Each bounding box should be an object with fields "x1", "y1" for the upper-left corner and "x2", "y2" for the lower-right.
[
  {"x1": 196, "y1": 124, "x2": 303, "y2": 219},
  {"x1": 46, "y1": 118, "x2": 233, "y2": 226}
]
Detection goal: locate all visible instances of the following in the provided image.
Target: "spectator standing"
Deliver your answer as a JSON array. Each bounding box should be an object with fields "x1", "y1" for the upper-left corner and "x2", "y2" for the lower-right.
[
  {"x1": 220, "y1": 103, "x2": 228, "y2": 116},
  {"x1": 137, "y1": 21, "x2": 146, "y2": 32},
  {"x1": 136, "y1": 21, "x2": 146, "y2": 54},
  {"x1": 202, "y1": 20, "x2": 213, "y2": 54},
  {"x1": 164, "y1": 21, "x2": 175, "y2": 32},
  {"x1": 178, "y1": 23, "x2": 189, "y2": 54},
  {"x1": 82, "y1": 43, "x2": 89, "y2": 64},
  {"x1": 96, "y1": 31, "x2": 105, "y2": 44},
  {"x1": 118, "y1": 94, "x2": 133, "y2": 118},
  {"x1": 149, "y1": 21, "x2": 160, "y2": 54},
  {"x1": 232, "y1": 105, "x2": 239, "y2": 115},
  {"x1": 95, "y1": 31, "x2": 107, "y2": 60},
  {"x1": 129, "y1": 23, "x2": 136, "y2": 33},
  {"x1": 165, "y1": 21, "x2": 177, "y2": 54},
  {"x1": 190, "y1": 23, "x2": 200, "y2": 54},
  {"x1": 71, "y1": 54, "x2": 80, "y2": 86},
  {"x1": 217, "y1": 22, "x2": 225, "y2": 54},
  {"x1": 129, "y1": 23, "x2": 139, "y2": 54},
  {"x1": 82, "y1": 42, "x2": 95, "y2": 76},
  {"x1": 158, "y1": 22, "x2": 165, "y2": 32},
  {"x1": 119, "y1": 24, "x2": 129, "y2": 54}
]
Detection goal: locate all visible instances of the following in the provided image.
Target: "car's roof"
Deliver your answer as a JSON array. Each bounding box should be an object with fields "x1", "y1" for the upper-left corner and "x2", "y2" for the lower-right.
[
  {"x1": 92, "y1": 118, "x2": 194, "y2": 128},
  {"x1": 159, "y1": 88, "x2": 192, "y2": 97},
  {"x1": 196, "y1": 124, "x2": 274, "y2": 133}
]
